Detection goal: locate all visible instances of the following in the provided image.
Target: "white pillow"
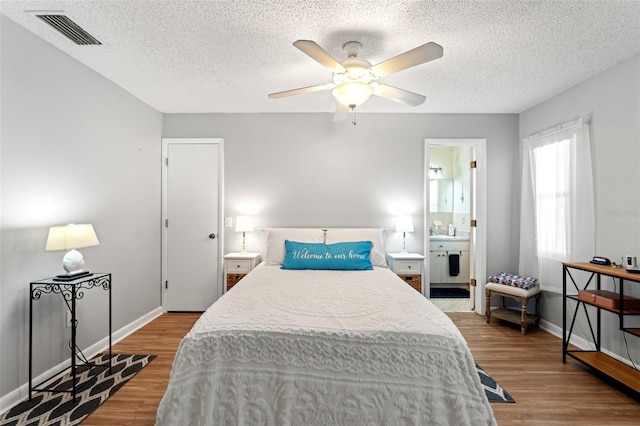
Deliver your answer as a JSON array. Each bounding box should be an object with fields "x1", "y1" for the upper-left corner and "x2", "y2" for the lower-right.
[
  {"x1": 325, "y1": 228, "x2": 388, "y2": 267},
  {"x1": 263, "y1": 228, "x2": 325, "y2": 265}
]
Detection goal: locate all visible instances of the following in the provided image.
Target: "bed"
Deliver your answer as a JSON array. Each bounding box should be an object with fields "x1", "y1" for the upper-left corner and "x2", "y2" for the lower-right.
[{"x1": 156, "y1": 228, "x2": 496, "y2": 425}]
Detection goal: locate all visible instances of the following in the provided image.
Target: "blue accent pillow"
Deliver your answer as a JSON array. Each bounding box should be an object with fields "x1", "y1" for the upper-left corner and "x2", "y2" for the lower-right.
[{"x1": 281, "y1": 240, "x2": 374, "y2": 270}]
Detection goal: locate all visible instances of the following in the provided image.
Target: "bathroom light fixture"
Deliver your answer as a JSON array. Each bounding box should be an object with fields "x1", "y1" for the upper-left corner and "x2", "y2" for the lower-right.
[
  {"x1": 235, "y1": 216, "x2": 254, "y2": 253},
  {"x1": 429, "y1": 166, "x2": 444, "y2": 179},
  {"x1": 395, "y1": 216, "x2": 414, "y2": 253},
  {"x1": 45, "y1": 224, "x2": 100, "y2": 276}
]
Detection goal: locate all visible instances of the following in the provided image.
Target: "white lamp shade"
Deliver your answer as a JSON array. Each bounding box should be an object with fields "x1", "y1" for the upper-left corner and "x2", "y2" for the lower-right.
[
  {"x1": 331, "y1": 82, "x2": 373, "y2": 107},
  {"x1": 45, "y1": 224, "x2": 100, "y2": 251},
  {"x1": 395, "y1": 216, "x2": 414, "y2": 233},
  {"x1": 235, "y1": 216, "x2": 254, "y2": 232}
]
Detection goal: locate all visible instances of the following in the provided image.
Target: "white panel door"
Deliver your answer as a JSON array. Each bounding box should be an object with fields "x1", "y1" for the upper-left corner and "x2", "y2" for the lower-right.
[{"x1": 165, "y1": 142, "x2": 219, "y2": 311}]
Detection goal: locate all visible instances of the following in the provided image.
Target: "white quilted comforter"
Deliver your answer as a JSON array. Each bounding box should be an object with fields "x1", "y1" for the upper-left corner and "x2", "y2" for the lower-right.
[{"x1": 156, "y1": 264, "x2": 496, "y2": 425}]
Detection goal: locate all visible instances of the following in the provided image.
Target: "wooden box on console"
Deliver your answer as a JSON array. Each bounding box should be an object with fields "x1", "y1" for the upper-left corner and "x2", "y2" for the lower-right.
[{"x1": 578, "y1": 290, "x2": 640, "y2": 310}]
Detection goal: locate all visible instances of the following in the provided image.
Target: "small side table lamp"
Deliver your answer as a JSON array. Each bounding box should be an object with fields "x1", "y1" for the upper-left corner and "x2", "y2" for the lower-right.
[
  {"x1": 45, "y1": 224, "x2": 100, "y2": 277},
  {"x1": 235, "y1": 216, "x2": 254, "y2": 254},
  {"x1": 396, "y1": 216, "x2": 414, "y2": 253}
]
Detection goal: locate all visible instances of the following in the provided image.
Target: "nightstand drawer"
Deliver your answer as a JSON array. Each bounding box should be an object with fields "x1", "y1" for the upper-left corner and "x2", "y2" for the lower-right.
[
  {"x1": 227, "y1": 259, "x2": 251, "y2": 273},
  {"x1": 394, "y1": 260, "x2": 422, "y2": 274},
  {"x1": 398, "y1": 274, "x2": 422, "y2": 292},
  {"x1": 227, "y1": 273, "x2": 246, "y2": 290}
]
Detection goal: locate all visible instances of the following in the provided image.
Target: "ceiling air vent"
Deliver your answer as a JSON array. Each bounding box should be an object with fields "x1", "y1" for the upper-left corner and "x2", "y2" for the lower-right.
[{"x1": 36, "y1": 14, "x2": 101, "y2": 45}]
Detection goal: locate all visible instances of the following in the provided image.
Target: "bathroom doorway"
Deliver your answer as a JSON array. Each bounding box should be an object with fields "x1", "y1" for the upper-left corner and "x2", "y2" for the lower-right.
[{"x1": 424, "y1": 139, "x2": 487, "y2": 314}]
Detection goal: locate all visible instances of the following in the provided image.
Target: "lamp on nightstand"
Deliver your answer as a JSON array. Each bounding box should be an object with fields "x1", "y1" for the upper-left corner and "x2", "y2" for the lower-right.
[
  {"x1": 235, "y1": 216, "x2": 254, "y2": 254},
  {"x1": 45, "y1": 224, "x2": 100, "y2": 277},
  {"x1": 396, "y1": 216, "x2": 414, "y2": 253}
]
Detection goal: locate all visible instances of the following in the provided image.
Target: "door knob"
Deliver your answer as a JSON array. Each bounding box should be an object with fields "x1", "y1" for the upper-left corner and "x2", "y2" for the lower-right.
[{"x1": 209, "y1": 233, "x2": 216, "y2": 239}]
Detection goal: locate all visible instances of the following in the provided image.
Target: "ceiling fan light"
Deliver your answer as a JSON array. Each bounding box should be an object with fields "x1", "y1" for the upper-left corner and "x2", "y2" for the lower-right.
[{"x1": 331, "y1": 82, "x2": 373, "y2": 108}]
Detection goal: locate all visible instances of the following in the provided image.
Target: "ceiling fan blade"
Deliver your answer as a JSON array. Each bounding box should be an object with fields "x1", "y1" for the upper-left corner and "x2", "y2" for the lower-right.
[
  {"x1": 373, "y1": 84, "x2": 426, "y2": 106},
  {"x1": 268, "y1": 83, "x2": 332, "y2": 99},
  {"x1": 333, "y1": 103, "x2": 350, "y2": 121},
  {"x1": 371, "y1": 42, "x2": 443, "y2": 77},
  {"x1": 293, "y1": 40, "x2": 346, "y2": 72}
]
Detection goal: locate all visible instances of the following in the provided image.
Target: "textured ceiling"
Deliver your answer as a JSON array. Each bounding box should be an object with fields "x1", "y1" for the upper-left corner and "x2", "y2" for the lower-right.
[{"x1": 2, "y1": 0, "x2": 639, "y2": 114}]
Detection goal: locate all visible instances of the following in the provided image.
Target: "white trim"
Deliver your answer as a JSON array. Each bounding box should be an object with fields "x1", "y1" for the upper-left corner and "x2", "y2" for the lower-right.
[
  {"x1": 424, "y1": 138, "x2": 487, "y2": 315},
  {"x1": 0, "y1": 307, "x2": 163, "y2": 414},
  {"x1": 161, "y1": 138, "x2": 225, "y2": 310}
]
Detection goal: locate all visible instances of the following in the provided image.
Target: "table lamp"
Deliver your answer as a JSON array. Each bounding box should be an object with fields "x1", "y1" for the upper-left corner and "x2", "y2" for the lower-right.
[
  {"x1": 235, "y1": 216, "x2": 254, "y2": 254},
  {"x1": 396, "y1": 216, "x2": 414, "y2": 253},
  {"x1": 45, "y1": 224, "x2": 100, "y2": 277}
]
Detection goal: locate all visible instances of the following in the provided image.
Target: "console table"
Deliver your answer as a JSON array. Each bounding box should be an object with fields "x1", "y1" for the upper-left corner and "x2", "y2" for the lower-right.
[
  {"x1": 29, "y1": 273, "x2": 112, "y2": 400},
  {"x1": 562, "y1": 262, "x2": 640, "y2": 398}
]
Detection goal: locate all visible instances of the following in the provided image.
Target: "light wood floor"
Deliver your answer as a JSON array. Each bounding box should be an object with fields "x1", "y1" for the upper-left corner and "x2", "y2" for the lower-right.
[{"x1": 82, "y1": 312, "x2": 640, "y2": 425}]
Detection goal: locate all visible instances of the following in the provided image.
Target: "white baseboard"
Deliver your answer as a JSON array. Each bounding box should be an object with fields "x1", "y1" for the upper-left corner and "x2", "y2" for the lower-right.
[
  {"x1": 0, "y1": 307, "x2": 164, "y2": 414},
  {"x1": 539, "y1": 318, "x2": 563, "y2": 340}
]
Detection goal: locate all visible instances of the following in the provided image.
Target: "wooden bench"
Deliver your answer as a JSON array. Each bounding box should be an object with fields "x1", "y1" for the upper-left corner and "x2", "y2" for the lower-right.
[{"x1": 485, "y1": 283, "x2": 541, "y2": 334}]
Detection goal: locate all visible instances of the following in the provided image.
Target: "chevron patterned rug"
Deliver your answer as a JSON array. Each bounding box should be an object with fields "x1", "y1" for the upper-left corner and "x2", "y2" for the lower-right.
[
  {"x1": 0, "y1": 353, "x2": 155, "y2": 426},
  {"x1": 476, "y1": 363, "x2": 516, "y2": 403}
]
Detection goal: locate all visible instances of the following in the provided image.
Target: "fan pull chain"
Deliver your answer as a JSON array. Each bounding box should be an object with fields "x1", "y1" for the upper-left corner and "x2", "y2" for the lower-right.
[{"x1": 351, "y1": 107, "x2": 357, "y2": 125}]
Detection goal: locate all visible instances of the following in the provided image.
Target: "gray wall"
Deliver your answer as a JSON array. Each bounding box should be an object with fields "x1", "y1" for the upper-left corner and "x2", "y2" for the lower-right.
[
  {"x1": 162, "y1": 113, "x2": 519, "y2": 274},
  {"x1": 0, "y1": 15, "x2": 163, "y2": 398},
  {"x1": 519, "y1": 55, "x2": 640, "y2": 355}
]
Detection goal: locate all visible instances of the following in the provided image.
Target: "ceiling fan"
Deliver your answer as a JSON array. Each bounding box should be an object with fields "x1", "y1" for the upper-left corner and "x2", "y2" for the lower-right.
[{"x1": 268, "y1": 39, "x2": 443, "y2": 122}]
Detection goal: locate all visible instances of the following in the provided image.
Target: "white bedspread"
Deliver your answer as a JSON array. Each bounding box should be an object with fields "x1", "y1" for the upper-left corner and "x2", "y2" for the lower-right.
[{"x1": 156, "y1": 264, "x2": 496, "y2": 425}]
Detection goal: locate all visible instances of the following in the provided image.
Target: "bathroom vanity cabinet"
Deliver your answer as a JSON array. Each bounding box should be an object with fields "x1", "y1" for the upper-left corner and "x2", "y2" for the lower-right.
[{"x1": 429, "y1": 238, "x2": 470, "y2": 285}]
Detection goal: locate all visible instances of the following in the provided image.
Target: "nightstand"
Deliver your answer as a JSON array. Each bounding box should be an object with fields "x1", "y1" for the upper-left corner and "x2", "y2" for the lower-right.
[
  {"x1": 387, "y1": 253, "x2": 425, "y2": 293},
  {"x1": 223, "y1": 252, "x2": 261, "y2": 291}
]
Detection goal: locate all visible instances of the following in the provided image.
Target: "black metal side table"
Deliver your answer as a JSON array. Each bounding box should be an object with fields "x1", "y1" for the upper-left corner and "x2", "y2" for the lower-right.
[{"x1": 29, "y1": 273, "x2": 112, "y2": 400}]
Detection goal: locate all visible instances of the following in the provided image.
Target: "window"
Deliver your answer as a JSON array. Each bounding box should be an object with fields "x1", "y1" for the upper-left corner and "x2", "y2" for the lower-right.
[
  {"x1": 530, "y1": 138, "x2": 570, "y2": 259},
  {"x1": 519, "y1": 118, "x2": 594, "y2": 292}
]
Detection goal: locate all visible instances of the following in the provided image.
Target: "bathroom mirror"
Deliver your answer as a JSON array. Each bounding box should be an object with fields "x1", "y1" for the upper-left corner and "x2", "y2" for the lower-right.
[{"x1": 429, "y1": 179, "x2": 453, "y2": 213}]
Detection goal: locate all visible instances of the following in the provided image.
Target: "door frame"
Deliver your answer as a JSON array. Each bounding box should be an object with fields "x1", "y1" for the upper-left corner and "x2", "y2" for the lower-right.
[
  {"x1": 161, "y1": 138, "x2": 225, "y2": 311},
  {"x1": 424, "y1": 138, "x2": 487, "y2": 315}
]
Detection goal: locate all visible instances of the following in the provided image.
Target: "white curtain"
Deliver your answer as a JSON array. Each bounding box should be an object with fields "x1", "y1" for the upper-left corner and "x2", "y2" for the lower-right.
[{"x1": 518, "y1": 118, "x2": 595, "y2": 293}]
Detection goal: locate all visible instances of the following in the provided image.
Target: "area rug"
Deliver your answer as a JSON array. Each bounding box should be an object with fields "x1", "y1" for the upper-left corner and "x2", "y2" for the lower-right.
[
  {"x1": 476, "y1": 363, "x2": 515, "y2": 403},
  {"x1": 431, "y1": 287, "x2": 471, "y2": 298},
  {"x1": 0, "y1": 353, "x2": 155, "y2": 426}
]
